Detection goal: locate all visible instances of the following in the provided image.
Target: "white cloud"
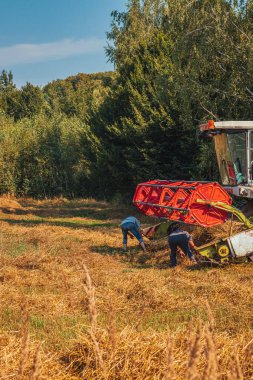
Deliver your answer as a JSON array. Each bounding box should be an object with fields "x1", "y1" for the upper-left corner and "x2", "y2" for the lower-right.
[{"x1": 0, "y1": 38, "x2": 105, "y2": 66}]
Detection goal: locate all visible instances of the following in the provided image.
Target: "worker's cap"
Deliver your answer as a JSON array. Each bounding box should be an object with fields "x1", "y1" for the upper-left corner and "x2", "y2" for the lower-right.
[{"x1": 167, "y1": 222, "x2": 181, "y2": 235}]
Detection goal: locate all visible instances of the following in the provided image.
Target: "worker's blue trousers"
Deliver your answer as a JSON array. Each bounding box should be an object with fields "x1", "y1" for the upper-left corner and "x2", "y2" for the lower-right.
[
  {"x1": 121, "y1": 222, "x2": 143, "y2": 245},
  {"x1": 168, "y1": 233, "x2": 194, "y2": 267}
]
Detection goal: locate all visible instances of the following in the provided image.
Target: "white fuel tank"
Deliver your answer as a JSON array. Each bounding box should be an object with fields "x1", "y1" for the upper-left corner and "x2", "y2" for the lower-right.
[{"x1": 228, "y1": 229, "x2": 253, "y2": 257}]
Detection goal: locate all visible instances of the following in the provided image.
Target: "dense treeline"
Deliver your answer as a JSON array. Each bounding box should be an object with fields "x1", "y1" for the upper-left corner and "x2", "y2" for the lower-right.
[
  {"x1": 0, "y1": 72, "x2": 114, "y2": 196},
  {"x1": 0, "y1": 0, "x2": 252, "y2": 198}
]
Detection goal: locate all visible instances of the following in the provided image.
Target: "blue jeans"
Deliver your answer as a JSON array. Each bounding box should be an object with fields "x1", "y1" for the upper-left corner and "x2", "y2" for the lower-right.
[
  {"x1": 168, "y1": 233, "x2": 193, "y2": 267},
  {"x1": 121, "y1": 222, "x2": 143, "y2": 245}
]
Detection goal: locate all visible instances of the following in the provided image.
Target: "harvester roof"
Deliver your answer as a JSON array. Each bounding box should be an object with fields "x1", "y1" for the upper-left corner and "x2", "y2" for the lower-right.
[{"x1": 200, "y1": 120, "x2": 253, "y2": 132}]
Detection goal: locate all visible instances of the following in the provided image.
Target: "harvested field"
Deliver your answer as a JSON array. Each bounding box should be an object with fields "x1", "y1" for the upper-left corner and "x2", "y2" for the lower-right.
[{"x1": 0, "y1": 196, "x2": 252, "y2": 379}]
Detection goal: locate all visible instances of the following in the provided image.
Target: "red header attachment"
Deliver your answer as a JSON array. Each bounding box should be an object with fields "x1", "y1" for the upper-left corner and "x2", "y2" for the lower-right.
[
  {"x1": 133, "y1": 180, "x2": 232, "y2": 228},
  {"x1": 200, "y1": 119, "x2": 215, "y2": 132}
]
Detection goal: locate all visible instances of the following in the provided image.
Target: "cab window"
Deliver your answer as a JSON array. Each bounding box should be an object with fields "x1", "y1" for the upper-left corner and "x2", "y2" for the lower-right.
[
  {"x1": 250, "y1": 132, "x2": 253, "y2": 181},
  {"x1": 227, "y1": 132, "x2": 247, "y2": 185}
]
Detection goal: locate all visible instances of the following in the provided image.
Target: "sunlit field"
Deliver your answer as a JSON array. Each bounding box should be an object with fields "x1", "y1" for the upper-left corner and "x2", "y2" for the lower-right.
[{"x1": 0, "y1": 196, "x2": 252, "y2": 379}]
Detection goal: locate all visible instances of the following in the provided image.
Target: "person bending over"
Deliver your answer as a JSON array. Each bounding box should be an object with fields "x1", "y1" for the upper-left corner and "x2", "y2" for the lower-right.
[
  {"x1": 121, "y1": 216, "x2": 146, "y2": 252},
  {"x1": 167, "y1": 222, "x2": 197, "y2": 267}
]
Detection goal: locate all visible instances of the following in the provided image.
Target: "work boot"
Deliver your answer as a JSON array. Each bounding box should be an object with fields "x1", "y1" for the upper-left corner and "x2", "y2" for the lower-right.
[
  {"x1": 123, "y1": 244, "x2": 127, "y2": 252},
  {"x1": 190, "y1": 256, "x2": 197, "y2": 264}
]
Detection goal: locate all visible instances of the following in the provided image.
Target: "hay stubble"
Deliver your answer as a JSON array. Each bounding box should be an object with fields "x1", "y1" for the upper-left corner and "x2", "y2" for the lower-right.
[{"x1": 0, "y1": 197, "x2": 252, "y2": 379}]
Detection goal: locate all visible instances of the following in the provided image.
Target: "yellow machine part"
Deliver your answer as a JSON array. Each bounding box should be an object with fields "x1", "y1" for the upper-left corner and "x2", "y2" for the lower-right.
[
  {"x1": 197, "y1": 242, "x2": 218, "y2": 259},
  {"x1": 196, "y1": 240, "x2": 230, "y2": 262},
  {"x1": 196, "y1": 199, "x2": 253, "y2": 229},
  {"x1": 217, "y1": 244, "x2": 230, "y2": 257},
  {"x1": 195, "y1": 199, "x2": 252, "y2": 263}
]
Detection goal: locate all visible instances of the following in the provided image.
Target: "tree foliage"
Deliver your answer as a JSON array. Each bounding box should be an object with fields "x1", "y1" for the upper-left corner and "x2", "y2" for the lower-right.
[{"x1": 0, "y1": 0, "x2": 252, "y2": 198}]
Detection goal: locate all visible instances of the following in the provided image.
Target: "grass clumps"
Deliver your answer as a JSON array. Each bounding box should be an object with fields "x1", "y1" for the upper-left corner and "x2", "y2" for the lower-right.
[{"x1": 0, "y1": 197, "x2": 252, "y2": 379}]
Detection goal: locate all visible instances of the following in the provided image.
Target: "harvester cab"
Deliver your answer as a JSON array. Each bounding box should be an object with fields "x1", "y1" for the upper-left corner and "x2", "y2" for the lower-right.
[
  {"x1": 133, "y1": 120, "x2": 253, "y2": 264},
  {"x1": 200, "y1": 120, "x2": 253, "y2": 199}
]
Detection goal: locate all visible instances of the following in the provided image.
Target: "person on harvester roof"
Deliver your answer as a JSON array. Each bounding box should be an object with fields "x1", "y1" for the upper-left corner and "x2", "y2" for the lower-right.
[
  {"x1": 120, "y1": 216, "x2": 147, "y2": 252},
  {"x1": 167, "y1": 222, "x2": 197, "y2": 268}
]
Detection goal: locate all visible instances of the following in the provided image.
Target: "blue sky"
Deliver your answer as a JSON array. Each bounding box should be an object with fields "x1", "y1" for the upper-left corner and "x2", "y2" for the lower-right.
[{"x1": 0, "y1": 0, "x2": 127, "y2": 87}]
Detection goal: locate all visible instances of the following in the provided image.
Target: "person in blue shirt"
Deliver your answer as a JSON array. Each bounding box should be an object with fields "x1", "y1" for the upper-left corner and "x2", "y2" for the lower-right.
[
  {"x1": 167, "y1": 222, "x2": 197, "y2": 267},
  {"x1": 121, "y1": 216, "x2": 147, "y2": 252}
]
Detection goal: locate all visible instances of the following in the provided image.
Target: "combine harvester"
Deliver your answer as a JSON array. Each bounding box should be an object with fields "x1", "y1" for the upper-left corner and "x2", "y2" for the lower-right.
[{"x1": 133, "y1": 121, "x2": 253, "y2": 264}]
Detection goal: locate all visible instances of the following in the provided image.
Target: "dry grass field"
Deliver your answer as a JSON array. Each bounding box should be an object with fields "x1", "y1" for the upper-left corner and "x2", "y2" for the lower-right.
[{"x1": 0, "y1": 196, "x2": 252, "y2": 380}]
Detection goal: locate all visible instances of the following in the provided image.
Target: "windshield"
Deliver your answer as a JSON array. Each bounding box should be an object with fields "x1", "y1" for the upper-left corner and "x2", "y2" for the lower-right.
[
  {"x1": 227, "y1": 133, "x2": 247, "y2": 185},
  {"x1": 249, "y1": 132, "x2": 253, "y2": 182},
  {"x1": 214, "y1": 132, "x2": 247, "y2": 185}
]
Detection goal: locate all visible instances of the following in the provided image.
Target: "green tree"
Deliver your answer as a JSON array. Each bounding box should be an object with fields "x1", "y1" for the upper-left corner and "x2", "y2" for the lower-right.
[
  {"x1": 18, "y1": 82, "x2": 45, "y2": 119},
  {"x1": 97, "y1": 0, "x2": 253, "y2": 197},
  {"x1": 0, "y1": 70, "x2": 21, "y2": 119}
]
